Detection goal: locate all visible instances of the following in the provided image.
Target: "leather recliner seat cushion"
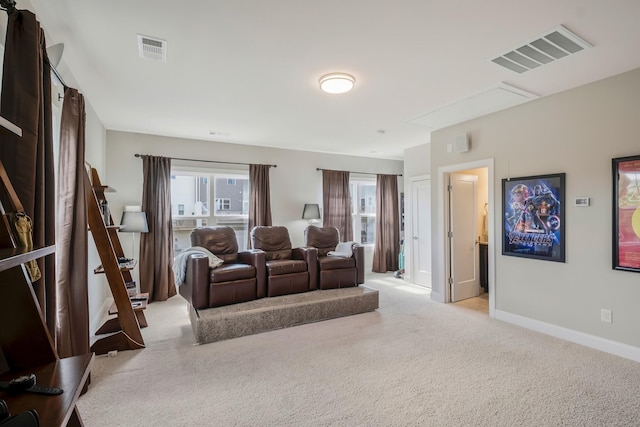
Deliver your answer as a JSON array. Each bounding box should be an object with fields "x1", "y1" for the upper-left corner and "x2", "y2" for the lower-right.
[
  {"x1": 318, "y1": 256, "x2": 355, "y2": 270},
  {"x1": 266, "y1": 259, "x2": 307, "y2": 276},
  {"x1": 210, "y1": 263, "x2": 256, "y2": 283}
]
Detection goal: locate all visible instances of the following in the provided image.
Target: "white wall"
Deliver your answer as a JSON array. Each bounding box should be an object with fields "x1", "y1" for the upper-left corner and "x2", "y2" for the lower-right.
[
  {"x1": 402, "y1": 143, "x2": 431, "y2": 285},
  {"x1": 84, "y1": 99, "x2": 109, "y2": 334},
  {"x1": 428, "y1": 67, "x2": 640, "y2": 354},
  {"x1": 105, "y1": 131, "x2": 404, "y2": 287}
]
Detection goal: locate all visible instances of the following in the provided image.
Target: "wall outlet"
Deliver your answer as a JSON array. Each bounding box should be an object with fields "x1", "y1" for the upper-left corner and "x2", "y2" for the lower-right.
[{"x1": 600, "y1": 308, "x2": 613, "y2": 323}]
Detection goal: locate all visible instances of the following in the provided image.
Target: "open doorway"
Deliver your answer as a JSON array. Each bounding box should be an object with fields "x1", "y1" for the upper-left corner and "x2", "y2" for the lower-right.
[{"x1": 435, "y1": 159, "x2": 495, "y2": 317}]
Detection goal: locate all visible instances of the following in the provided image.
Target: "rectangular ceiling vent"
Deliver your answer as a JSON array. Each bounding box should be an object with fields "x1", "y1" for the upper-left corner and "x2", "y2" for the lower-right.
[
  {"x1": 137, "y1": 34, "x2": 167, "y2": 62},
  {"x1": 491, "y1": 25, "x2": 591, "y2": 74}
]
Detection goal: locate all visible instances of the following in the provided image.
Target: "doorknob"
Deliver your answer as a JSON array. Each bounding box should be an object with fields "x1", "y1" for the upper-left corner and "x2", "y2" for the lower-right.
[{"x1": 413, "y1": 236, "x2": 418, "y2": 240}]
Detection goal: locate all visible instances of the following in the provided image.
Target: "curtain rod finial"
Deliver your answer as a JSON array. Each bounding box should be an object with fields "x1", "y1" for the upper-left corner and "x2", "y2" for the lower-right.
[{"x1": 1, "y1": 0, "x2": 17, "y2": 14}]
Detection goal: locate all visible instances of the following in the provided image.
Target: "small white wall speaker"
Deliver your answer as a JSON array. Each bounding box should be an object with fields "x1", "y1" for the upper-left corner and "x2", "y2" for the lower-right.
[{"x1": 455, "y1": 134, "x2": 470, "y2": 152}]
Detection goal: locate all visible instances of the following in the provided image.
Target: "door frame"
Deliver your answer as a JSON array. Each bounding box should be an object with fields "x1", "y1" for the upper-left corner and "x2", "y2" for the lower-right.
[
  {"x1": 405, "y1": 174, "x2": 431, "y2": 286},
  {"x1": 434, "y1": 158, "x2": 495, "y2": 317}
]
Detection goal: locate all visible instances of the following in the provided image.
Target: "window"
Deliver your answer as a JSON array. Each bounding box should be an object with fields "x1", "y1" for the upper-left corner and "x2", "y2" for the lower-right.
[
  {"x1": 351, "y1": 179, "x2": 376, "y2": 244},
  {"x1": 170, "y1": 169, "x2": 250, "y2": 252},
  {"x1": 215, "y1": 198, "x2": 231, "y2": 210},
  {"x1": 170, "y1": 174, "x2": 209, "y2": 217},
  {"x1": 213, "y1": 176, "x2": 249, "y2": 216}
]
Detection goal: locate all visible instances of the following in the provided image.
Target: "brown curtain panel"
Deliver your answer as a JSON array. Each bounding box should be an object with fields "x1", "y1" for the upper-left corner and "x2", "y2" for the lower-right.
[
  {"x1": 0, "y1": 10, "x2": 56, "y2": 332},
  {"x1": 372, "y1": 174, "x2": 400, "y2": 272},
  {"x1": 247, "y1": 164, "x2": 272, "y2": 248},
  {"x1": 55, "y1": 88, "x2": 89, "y2": 358},
  {"x1": 139, "y1": 155, "x2": 176, "y2": 302},
  {"x1": 322, "y1": 169, "x2": 353, "y2": 241}
]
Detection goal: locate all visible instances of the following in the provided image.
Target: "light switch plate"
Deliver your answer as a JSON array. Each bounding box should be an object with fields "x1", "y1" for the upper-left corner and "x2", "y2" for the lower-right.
[{"x1": 575, "y1": 197, "x2": 590, "y2": 207}]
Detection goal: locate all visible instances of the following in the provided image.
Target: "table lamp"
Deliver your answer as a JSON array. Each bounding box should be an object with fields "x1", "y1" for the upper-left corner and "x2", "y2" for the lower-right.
[
  {"x1": 119, "y1": 206, "x2": 149, "y2": 258},
  {"x1": 302, "y1": 203, "x2": 321, "y2": 223}
]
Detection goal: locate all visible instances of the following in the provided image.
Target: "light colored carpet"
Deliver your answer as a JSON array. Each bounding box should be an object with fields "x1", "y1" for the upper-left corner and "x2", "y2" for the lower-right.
[{"x1": 77, "y1": 273, "x2": 640, "y2": 426}]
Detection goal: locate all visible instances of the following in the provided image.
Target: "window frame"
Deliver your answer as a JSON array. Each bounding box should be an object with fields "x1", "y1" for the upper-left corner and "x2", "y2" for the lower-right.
[
  {"x1": 350, "y1": 177, "x2": 376, "y2": 246},
  {"x1": 170, "y1": 166, "x2": 250, "y2": 252}
]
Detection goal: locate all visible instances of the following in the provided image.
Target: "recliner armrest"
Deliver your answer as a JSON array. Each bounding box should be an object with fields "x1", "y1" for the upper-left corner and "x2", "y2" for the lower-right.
[
  {"x1": 292, "y1": 247, "x2": 319, "y2": 290},
  {"x1": 238, "y1": 249, "x2": 267, "y2": 298},
  {"x1": 352, "y1": 244, "x2": 365, "y2": 284},
  {"x1": 183, "y1": 254, "x2": 211, "y2": 310}
]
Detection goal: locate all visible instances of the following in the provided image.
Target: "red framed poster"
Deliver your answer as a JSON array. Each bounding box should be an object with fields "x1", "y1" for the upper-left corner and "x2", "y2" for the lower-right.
[{"x1": 612, "y1": 155, "x2": 640, "y2": 272}]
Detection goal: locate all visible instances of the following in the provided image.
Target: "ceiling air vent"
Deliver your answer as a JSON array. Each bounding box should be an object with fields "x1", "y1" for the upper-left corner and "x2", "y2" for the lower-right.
[
  {"x1": 491, "y1": 25, "x2": 591, "y2": 73},
  {"x1": 137, "y1": 35, "x2": 167, "y2": 62}
]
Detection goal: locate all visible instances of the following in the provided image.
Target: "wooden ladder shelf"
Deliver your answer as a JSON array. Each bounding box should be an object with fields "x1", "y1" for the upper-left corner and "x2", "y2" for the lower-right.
[{"x1": 85, "y1": 167, "x2": 147, "y2": 354}]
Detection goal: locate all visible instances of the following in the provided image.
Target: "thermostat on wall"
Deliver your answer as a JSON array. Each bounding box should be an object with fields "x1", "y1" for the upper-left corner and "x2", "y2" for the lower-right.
[{"x1": 575, "y1": 197, "x2": 590, "y2": 207}]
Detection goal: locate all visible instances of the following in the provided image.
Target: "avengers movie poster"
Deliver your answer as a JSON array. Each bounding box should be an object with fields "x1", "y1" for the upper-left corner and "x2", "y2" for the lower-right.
[
  {"x1": 502, "y1": 173, "x2": 565, "y2": 262},
  {"x1": 613, "y1": 155, "x2": 640, "y2": 273}
]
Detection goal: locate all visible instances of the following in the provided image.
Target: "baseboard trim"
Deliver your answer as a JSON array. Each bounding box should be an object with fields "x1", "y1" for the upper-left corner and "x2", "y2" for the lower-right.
[
  {"x1": 495, "y1": 309, "x2": 640, "y2": 363},
  {"x1": 430, "y1": 291, "x2": 444, "y2": 303}
]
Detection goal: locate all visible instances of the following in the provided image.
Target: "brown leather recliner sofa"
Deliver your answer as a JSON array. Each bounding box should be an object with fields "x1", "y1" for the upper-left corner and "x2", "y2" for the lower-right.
[
  {"x1": 304, "y1": 225, "x2": 364, "y2": 289},
  {"x1": 180, "y1": 226, "x2": 266, "y2": 309},
  {"x1": 250, "y1": 225, "x2": 318, "y2": 297}
]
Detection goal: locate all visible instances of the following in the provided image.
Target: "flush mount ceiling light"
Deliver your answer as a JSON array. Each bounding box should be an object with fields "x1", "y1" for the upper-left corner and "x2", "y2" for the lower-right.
[{"x1": 319, "y1": 73, "x2": 355, "y2": 94}]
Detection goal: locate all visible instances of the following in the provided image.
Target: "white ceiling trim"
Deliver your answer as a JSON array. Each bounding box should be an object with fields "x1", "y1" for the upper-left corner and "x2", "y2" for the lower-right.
[{"x1": 406, "y1": 83, "x2": 539, "y2": 130}]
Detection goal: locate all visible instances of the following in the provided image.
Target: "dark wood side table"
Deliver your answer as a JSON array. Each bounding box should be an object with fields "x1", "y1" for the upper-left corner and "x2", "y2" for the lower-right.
[{"x1": 479, "y1": 242, "x2": 488, "y2": 292}]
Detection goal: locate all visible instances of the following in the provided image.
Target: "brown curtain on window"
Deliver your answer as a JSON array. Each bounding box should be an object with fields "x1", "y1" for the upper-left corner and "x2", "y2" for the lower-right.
[
  {"x1": 55, "y1": 88, "x2": 88, "y2": 358},
  {"x1": 139, "y1": 155, "x2": 176, "y2": 302},
  {"x1": 247, "y1": 164, "x2": 273, "y2": 248},
  {"x1": 0, "y1": 10, "x2": 56, "y2": 333},
  {"x1": 322, "y1": 169, "x2": 353, "y2": 242},
  {"x1": 372, "y1": 174, "x2": 400, "y2": 272}
]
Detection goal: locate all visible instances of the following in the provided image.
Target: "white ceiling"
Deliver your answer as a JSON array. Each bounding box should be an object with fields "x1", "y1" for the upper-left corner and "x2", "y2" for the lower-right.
[{"x1": 23, "y1": 1, "x2": 640, "y2": 160}]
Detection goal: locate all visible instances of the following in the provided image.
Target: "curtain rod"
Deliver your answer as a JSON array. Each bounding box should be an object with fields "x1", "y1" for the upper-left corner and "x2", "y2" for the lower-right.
[
  {"x1": 0, "y1": 1, "x2": 69, "y2": 90},
  {"x1": 51, "y1": 64, "x2": 68, "y2": 91},
  {"x1": 134, "y1": 154, "x2": 277, "y2": 168},
  {"x1": 316, "y1": 167, "x2": 402, "y2": 177}
]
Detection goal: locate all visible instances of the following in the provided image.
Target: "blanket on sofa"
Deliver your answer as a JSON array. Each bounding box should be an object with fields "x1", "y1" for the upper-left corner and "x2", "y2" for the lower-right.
[
  {"x1": 173, "y1": 246, "x2": 223, "y2": 287},
  {"x1": 327, "y1": 241, "x2": 355, "y2": 258}
]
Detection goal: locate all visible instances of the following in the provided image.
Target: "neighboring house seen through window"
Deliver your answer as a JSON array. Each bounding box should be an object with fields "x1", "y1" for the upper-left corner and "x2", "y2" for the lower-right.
[{"x1": 350, "y1": 178, "x2": 376, "y2": 245}]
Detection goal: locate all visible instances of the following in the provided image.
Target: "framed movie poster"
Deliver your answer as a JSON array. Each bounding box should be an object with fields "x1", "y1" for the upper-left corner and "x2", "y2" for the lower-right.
[
  {"x1": 502, "y1": 173, "x2": 565, "y2": 262},
  {"x1": 612, "y1": 155, "x2": 640, "y2": 272}
]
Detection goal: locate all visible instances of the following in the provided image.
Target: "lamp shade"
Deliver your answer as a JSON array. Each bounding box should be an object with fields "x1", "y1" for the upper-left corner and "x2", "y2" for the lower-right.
[
  {"x1": 47, "y1": 43, "x2": 64, "y2": 68},
  {"x1": 119, "y1": 211, "x2": 149, "y2": 233},
  {"x1": 302, "y1": 203, "x2": 321, "y2": 220}
]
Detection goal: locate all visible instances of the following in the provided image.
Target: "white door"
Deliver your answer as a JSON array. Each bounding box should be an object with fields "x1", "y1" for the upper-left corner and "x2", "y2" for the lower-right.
[
  {"x1": 449, "y1": 173, "x2": 479, "y2": 302},
  {"x1": 411, "y1": 178, "x2": 431, "y2": 287}
]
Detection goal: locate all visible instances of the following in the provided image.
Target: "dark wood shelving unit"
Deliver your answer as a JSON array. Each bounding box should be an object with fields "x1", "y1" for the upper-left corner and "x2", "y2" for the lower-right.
[
  {"x1": 85, "y1": 167, "x2": 147, "y2": 355},
  {"x1": 0, "y1": 116, "x2": 93, "y2": 426}
]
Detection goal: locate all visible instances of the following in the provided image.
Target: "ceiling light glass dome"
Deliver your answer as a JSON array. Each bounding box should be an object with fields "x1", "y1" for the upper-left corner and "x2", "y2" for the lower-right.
[{"x1": 319, "y1": 73, "x2": 355, "y2": 94}]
